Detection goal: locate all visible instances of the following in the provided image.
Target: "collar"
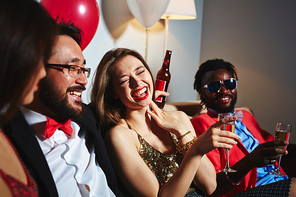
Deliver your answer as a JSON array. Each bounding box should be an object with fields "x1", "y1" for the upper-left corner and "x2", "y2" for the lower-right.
[
  {"x1": 208, "y1": 108, "x2": 243, "y2": 122},
  {"x1": 19, "y1": 106, "x2": 47, "y2": 138},
  {"x1": 19, "y1": 106, "x2": 78, "y2": 140}
]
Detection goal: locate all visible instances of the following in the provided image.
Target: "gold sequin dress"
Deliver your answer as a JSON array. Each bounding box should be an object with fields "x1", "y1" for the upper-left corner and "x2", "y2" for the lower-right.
[
  {"x1": 138, "y1": 133, "x2": 182, "y2": 187},
  {"x1": 125, "y1": 119, "x2": 203, "y2": 196},
  {"x1": 137, "y1": 133, "x2": 201, "y2": 196}
]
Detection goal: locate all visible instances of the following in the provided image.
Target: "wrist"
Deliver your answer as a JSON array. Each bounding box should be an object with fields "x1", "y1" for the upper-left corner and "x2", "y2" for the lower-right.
[
  {"x1": 176, "y1": 136, "x2": 197, "y2": 153},
  {"x1": 243, "y1": 154, "x2": 257, "y2": 170},
  {"x1": 178, "y1": 131, "x2": 191, "y2": 140}
]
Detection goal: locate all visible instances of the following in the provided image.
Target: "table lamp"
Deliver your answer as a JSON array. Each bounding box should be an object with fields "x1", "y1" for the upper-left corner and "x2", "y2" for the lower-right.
[{"x1": 161, "y1": 0, "x2": 197, "y2": 53}]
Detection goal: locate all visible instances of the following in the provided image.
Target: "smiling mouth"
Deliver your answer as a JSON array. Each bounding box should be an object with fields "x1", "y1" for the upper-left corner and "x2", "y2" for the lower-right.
[
  {"x1": 69, "y1": 91, "x2": 82, "y2": 98},
  {"x1": 132, "y1": 87, "x2": 148, "y2": 100},
  {"x1": 67, "y1": 85, "x2": 85, "y2": 99},
  {"x1": 215, "y1": 94, "x2": 233, "y2": 103},
  {"x1": 219, "y1": 97, "x2": 229, "y2": 101}
]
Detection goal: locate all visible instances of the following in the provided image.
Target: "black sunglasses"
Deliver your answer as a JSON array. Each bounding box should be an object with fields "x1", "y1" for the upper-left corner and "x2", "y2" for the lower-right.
[{"x1": 203, "y1": 78, "x2": 237, "y2": 93}]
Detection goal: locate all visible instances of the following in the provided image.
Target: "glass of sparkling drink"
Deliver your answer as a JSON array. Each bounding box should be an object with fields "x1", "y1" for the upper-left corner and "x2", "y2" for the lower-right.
[
  {"x1": 218, "y1": 113, "x2": 236, "y2": 172},
  {"x1": 270, "y1": 123, "x2": 292, "y2": 177}
]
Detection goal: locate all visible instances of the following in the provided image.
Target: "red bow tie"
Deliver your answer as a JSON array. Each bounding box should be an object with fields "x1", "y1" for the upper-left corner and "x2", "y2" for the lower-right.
[{"x1": 44, "y1": 118, "x2": 73, "y2": 139}]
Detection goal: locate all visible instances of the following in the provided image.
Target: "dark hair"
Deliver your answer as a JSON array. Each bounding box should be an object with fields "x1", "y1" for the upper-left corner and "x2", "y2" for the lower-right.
[
  {"x1": 90, "y1": 48, "x2": 154, "y2": 128},
  {"x1": 193, "y1": 59, "x2": 238, "y2": 106},
  {"x1": 57, "y1": 20, "x2": 82, "y2": 46},
  {"x1": 0, "y1": 0, "x2": 58, "y2": 124}
]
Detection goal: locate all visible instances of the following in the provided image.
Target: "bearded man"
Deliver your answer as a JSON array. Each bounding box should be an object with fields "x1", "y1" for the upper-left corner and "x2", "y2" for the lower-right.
[
  {"x1": 3, "y1": 21, "x2": 124, "y2": 197},
  {"x1": 191, "y1": 59, "x2": 294, "y2": 197}
]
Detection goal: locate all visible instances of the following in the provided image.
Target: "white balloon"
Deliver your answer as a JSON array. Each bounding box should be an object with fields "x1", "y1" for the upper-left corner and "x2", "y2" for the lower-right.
[{"x1": 126, "y1": 0, "x2": 170, "y2": 28}]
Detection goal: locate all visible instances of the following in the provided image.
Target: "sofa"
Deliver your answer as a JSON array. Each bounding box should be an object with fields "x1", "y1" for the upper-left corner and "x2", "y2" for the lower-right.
[{"x1": 163, "y1": 100, "x2": 253, "y2": 119}]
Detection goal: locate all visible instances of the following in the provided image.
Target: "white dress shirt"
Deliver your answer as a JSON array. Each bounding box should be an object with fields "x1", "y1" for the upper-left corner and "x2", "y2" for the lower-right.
[{"x1": 20, "y1": 106, "x2": 115, "y2": 197}]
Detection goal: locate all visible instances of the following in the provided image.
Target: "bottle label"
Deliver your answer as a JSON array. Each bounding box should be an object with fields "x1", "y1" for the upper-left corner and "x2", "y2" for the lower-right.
[
  {"x1": 155, "y1": 79, "x2": 169, "y2": 102},
  {"x1": 164, "y1": 59, "x2": 169, "y2": 66}
]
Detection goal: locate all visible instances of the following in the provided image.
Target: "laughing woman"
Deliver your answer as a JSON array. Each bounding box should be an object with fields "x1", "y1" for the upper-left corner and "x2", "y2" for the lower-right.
[{"x1": 90, "y1": 48, "x2": 239, "y2": 197}]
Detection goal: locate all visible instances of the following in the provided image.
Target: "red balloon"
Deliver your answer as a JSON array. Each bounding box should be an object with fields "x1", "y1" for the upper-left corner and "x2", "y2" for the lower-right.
[{"x1": 40, "y1": 0, "x2": 100, "y2": 51}]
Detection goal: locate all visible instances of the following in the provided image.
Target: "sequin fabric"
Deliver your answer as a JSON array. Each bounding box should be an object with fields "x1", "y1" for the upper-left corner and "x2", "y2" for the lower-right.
[
  {"x1": 138, "y1": 133, "x2": 199, "y2": 195},
  {"x1": 138, "y1": 133, "x2": 183, "y2": 187},
  {"x1": 0, "y1": 170, "x2": 38, "y2": 197},
  {"x1": 125, "y1": 120, "x2": 198, "y2": 195},
  {"x1": 0, "y1": 129, "x2": 38, "y2": 197}
]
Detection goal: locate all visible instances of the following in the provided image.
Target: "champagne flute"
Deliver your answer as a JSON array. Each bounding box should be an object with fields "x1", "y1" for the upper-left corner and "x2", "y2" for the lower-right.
[
  {"x1": 269, "y1": 123, "x2": 292, "y2": 177},
  {"x1": 218, "y1": 113, "x2": 237, "y2": 172}
]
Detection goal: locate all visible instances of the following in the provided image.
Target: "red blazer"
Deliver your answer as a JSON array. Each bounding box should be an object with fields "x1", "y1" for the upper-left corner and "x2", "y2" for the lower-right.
[{"x1": 191, "y1": 110, "x2": 279, "y2": 196}]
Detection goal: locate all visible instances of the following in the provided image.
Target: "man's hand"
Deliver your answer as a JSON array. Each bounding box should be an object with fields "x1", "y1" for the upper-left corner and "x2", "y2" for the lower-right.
[{"x1": 246, "y1": 140, "x2": 288, "y2": 168}]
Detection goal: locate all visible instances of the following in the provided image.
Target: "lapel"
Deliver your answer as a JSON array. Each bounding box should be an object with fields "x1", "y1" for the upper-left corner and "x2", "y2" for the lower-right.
[
  {"x1": 240, "y1": 110, "x2": 267, "y2": 143},
  {"x1": 3, "y1": 111, "x2": 58, "y2": 197},
  {"x1": 75, "y1": 104, "x2": 107, "y2": 165},
  {"x1": 75, "y1": 104, "x2": 122, "y2": 196}
]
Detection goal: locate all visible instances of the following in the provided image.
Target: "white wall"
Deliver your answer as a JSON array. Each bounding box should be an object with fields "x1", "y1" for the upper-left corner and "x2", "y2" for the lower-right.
[
  {"x1": 39, "y1": 0, "x2": 296, "y2": 143},
  {"x1": 200, "y1": 0, "x2": 296, "y2": 143},
  {"x1": 82, "y1": 0, "x2": 204, "y2": 104}
]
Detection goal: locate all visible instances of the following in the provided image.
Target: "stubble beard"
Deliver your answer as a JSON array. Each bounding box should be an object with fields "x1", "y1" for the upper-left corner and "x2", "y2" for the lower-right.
[
  {"x1": 215, "y1": 93, "x2": 237, "y2": 113},
  {"x1": 38, "y1": 77, "x2": 85, "y2": 122}
]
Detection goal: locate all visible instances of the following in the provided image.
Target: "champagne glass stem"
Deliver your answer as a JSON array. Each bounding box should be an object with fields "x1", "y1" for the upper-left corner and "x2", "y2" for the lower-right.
[
  {"x1": 277, "y1": 155, "x2": 283, "y2": 172},
  {"x1": 225, "y1": 149, "x2": 230, "y2": 169}
]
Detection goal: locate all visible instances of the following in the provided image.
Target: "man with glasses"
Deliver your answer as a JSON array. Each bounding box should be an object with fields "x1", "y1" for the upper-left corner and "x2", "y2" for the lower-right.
[
  {"x1": 3, "y1": 21, "x2": 123, "y2": 197},
  {"x1": 191, "y1": 59, "x2": 293, "y2": 197}
]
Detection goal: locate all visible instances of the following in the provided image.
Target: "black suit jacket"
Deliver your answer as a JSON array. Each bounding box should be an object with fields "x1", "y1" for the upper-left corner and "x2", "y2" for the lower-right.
[{"x1": 3, "y1": 105, "x2": 124, "y2": 197}]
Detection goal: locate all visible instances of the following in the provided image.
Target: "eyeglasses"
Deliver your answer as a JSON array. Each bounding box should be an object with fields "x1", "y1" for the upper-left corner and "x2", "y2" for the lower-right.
[
  {"x1": 203, "y1": 78, "x2": 237, "y2": 93},
  {"x1": 47, "y1": 60, "x2": 91, "y2": 78}
]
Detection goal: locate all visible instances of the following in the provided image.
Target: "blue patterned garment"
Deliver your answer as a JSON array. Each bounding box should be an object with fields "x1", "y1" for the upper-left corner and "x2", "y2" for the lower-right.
[{"x1": 235, "y1": 120, "x2": 288, "y2": 187}]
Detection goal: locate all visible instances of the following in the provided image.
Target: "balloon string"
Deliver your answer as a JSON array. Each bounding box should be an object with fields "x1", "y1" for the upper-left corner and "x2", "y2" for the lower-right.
[{"x1": 145, "y1": 28, "x2": 150, "y2": 61}]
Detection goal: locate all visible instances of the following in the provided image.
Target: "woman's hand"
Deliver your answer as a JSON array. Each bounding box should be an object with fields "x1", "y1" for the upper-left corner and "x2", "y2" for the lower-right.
[
  {"x1": 193, "y1": 116, "x2": 240, "y2": 155},
  {"x1": 154, "y1": 90, "x2": 169, "y2": 100},
  {"x1": 147, "y1": 101, "x2": 191, "y2": 136}
]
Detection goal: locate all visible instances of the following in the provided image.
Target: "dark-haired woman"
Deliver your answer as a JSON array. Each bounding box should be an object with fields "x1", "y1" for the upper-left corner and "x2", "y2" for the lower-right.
[{"x1": 0, "y1": 0, "x2": 58, "y2": 196}]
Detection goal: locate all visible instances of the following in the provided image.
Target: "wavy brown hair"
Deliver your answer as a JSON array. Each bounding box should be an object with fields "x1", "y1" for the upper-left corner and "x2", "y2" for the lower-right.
[
  {"x1": 90, "y1": 48, "x2": 154, "y2": 128},
  {"x1": 0, "y1": 0, "x2": 58, "y2": 125}
]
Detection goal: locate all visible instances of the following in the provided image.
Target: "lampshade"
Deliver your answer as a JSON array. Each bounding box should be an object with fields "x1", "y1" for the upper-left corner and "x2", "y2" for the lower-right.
[{"x1": 161, "y1": 0, "x2": 197, "y2": 20}]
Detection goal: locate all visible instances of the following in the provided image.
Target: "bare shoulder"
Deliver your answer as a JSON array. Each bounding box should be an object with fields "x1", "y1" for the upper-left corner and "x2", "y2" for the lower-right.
[
  {"x1": 105, "y1": 122, "x2": 138, "y2": 148},
  {"x1": 105, "y1": 124, "x2": 129, "y2": 141},
  {"x1": 0, "y1": 132, "x2": 26, "y2": 184},
  {"x1": 104, "y1": 121, "x2": 141, "y2": 159}
]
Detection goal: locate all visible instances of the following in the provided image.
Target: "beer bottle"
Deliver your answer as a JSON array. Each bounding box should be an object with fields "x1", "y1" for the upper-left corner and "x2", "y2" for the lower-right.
[{"x1": 155, "y1": 50, "x2": 172, "y2": 108}]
